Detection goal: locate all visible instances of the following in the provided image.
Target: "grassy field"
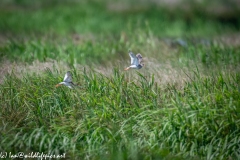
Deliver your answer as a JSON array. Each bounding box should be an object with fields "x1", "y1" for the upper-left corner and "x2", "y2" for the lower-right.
[{"x1": 0, "y1": 0, "x2": 240, "y2": 159}]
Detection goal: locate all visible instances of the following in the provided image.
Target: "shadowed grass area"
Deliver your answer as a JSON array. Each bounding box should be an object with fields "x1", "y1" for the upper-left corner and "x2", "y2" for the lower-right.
[{"x1": 0, "y1": 0, "x2": 239, "y2": 37}]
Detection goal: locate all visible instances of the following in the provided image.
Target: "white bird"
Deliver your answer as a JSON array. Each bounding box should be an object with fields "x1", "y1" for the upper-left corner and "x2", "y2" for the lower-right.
[
  {"x1": 55, "y1": 71, "x2": 76, "y2": 89},
  {"x1": 124, "y1": 50, "x2": 144, "y2": 71}
]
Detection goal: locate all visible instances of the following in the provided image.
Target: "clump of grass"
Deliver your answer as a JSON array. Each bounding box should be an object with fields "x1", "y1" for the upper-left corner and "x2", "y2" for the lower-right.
[{"x1": 0, "y1": 68, "x2": 239, "y2": 159}]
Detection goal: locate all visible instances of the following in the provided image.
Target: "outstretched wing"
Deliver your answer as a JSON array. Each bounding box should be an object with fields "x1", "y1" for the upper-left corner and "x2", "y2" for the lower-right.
[
  {"x1": 63, "y1": 71, "x2": 72, "y2": 83},
  {"x1": 136, "y1": 53, "x2": 143, "y2": 64},
  {"x1": 129, "y1": 51, "x2": 139, "y2": 65}
]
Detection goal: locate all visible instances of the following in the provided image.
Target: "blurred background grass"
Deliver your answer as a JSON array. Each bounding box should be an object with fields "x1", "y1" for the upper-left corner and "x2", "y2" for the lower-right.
[
  {"x1": 0, "y1": 0, "x2": 239, "y2": 36},
  {"x1": 0, "y1": 0, "x2": 240, "y2": 66}
]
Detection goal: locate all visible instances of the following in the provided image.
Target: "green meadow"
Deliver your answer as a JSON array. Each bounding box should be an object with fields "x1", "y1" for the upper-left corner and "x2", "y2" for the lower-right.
[{"x1": 0, "y1": 0, "x2": 240, "y2": 159}]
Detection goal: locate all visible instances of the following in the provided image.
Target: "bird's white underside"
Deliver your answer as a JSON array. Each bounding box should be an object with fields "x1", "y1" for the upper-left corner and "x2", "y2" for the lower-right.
[
  {"x1": 59, "y1": 82, "x2": 74, "y2": 89},
  {"x1": 129, "y1": 65, "x2": 138, "y2": 69}
]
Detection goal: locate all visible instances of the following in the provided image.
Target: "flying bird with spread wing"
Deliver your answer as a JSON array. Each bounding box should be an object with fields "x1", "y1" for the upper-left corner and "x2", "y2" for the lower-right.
[
  {"x1": 55, "y1": 71, "x2": 76, "y2": 89},
  {"x1": 124, "y1": 50, "x2": 144, "y2": 71}
]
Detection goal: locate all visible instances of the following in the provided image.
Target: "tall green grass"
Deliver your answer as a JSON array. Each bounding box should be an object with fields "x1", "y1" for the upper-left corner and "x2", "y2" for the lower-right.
[{"x1": 0, "y1": 68, "x2": 239, "y2": 159}]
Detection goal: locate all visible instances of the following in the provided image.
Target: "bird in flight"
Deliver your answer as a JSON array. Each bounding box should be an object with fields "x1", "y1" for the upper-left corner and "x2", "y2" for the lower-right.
[
  {"x1": 55, "y1": 71, "x2": 76, "y2": 89},
  {"x1": 124, "y1": 50, "x2": 144, "y2": 70}
]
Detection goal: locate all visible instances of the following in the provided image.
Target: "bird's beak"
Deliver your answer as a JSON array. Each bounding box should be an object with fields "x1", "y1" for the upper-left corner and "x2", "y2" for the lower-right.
[
  {"x1": 55, "y1": 84, "x2": 62, "y2": 87},
  {"x1": 124, "y1": 67, "x2": 130, "y2": 71}
]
